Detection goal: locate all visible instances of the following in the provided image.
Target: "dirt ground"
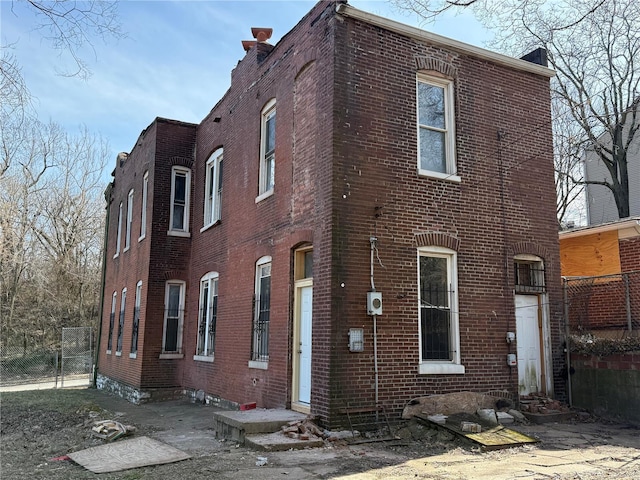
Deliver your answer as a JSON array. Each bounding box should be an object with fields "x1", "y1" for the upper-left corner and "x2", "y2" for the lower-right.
[{"x1": 1, "y1": 387, "x2": 639, "y2": 479}]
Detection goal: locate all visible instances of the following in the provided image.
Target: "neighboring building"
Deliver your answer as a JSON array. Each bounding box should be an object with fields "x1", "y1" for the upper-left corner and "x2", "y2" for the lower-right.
[
  {"x1": 560, "y1": 217, "x2": 640, "y2": 277},
  {"x1": 560, "y1": 217, "x2": 640, "y2": 335},
  {"x1": 97, "y1": 0, "x2": 562, "y2": 427},
  {"x1": 584, "y1": 110, "x2": 640, "y2": 225}
]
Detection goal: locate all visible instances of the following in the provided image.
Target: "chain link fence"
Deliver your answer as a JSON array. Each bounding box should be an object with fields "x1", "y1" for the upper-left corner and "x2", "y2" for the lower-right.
[
  {"x1": 0, "y1": 346, "x2": 59, "y2": 386},
  {"x1": 564, "y1": 271, "x2": 640, "y2": 337},
  {"x1": 61, "y1": 327, "x2": 93, "y2": 387},
  {"x1": 0, "y1": 327, "x2": 93, "y2": 389}
]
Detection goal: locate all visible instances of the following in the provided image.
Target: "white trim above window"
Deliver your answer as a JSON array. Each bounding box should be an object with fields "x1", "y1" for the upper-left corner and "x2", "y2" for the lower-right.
[
  {"x1": 417, "y1": 75, "x2": 458, "y2": 182},
  {"x1": 257, "y1": 99, "x2": 276, "y2": 200},
  {"x1": 139, "y1": 171, "x2": 148, "y2": 241},
  {"x1": 168, "y1": 166, "x2": 191, "y2": 236},
  {"x1": 202, "y1": 149, "x2": 223, "y2": 230},
  {"x1": 417, "y1": 246, "x2": 464, "y2": 375}
]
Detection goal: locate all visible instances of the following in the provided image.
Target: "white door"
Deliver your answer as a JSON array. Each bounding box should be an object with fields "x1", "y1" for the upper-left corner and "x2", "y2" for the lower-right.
[
  {"x1": 515, "y1": 295, "x2": 542, "y2": 395},
  {"x1": 298, "y1": 286, "x2": 313, "y2": 404}
]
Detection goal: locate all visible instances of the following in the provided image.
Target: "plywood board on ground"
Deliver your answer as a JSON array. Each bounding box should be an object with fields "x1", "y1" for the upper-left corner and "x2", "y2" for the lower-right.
[
  {"x1": 68, "y1": 436, "x2": 191, "y2": 473},
  {"x1": 416, "y1": 412, "x2": 539, "y2": 451}
]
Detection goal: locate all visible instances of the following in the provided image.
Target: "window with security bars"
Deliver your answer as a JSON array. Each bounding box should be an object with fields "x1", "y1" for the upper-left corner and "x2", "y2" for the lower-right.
[
  {"x1": 131, "y1": 281, "x2": 142, "y2": 355},
  {"x1": 420, "y1": 254, "x2": 454, "y2": 361},
  {"x1": 197, "y1": 273, "x2": 218, "y2": 357},
  {"x1": 163, "y1": 282, "x2": 184, "y2": 353},
  {"x1": 514, "y1": 260, "x2": 545, "y2": 293},
  {"x1": 251, "y1": 259, "x2": 271, "y2": 361},
  {"x1": 116, "y1": 289, "x2": 126, "y2": 353},
  {"x1": 107, "y1": 291, "x2": 117, "y2": 352}
]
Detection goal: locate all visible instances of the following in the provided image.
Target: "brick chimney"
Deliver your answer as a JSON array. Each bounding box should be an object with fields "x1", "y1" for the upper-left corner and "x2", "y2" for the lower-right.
[{"x1": 242, "y1": 27, "x2": 274, "y2": 62}]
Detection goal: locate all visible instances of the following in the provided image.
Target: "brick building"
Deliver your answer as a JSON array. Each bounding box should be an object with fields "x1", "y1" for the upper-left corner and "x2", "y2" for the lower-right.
[{"x1": 97, "y1": 0, "x2": 563, "y2": 427}]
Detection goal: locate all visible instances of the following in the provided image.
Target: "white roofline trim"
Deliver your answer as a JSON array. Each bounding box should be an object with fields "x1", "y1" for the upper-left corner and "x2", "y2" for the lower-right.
[
  {"x1": 559, "y1": 218, "x2": 640, "y2": 239},
  {"x1": 335, "y1": 3, "x2": 556, "y2": 78}
]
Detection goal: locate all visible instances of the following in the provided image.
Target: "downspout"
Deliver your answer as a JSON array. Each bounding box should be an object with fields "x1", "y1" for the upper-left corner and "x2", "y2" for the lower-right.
[
  {"x1": 370, "y1": 237, "x2": 379, "y2": 411},
  {"x1": 93, "y1": 182, "x2": 113, "y2": 387}
]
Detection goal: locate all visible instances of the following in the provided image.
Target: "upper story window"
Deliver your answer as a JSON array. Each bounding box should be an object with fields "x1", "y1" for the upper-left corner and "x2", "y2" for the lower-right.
[
  {"x1": 257, "y1": 99, "x2": 276, "y2": 201},
  {"x1": 114, "y1": 202, "x2": 123, "y2": 258},
  {"x1": 418, "y1": 246, "x2": 464, "y2": 375},
  {"x1": 203, "y1": 149, "x2": 223, "y2": 230},
  {"x1": 417, "y1": 75, "x2": 458, "y2": 182},
  {"x1": 514, "y1": 255, "x2": 546, "y2": 293},
  {"x1": 139, "y1": 171, "x2": 148, "y2": 241},
  {"x1": 124, "y1": 189, "x2": 133, "y2": 251},
  {"x1": 169, "y1": 166, "x2": 191, "y2": 236},
  {"x1": 195, "y1": 272, "x2": 218, "y2": 360}
]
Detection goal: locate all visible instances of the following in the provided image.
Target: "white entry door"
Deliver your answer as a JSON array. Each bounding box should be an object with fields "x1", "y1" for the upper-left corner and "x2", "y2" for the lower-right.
[
  {"x1": 515, "y1": 295, "x2": 542, "y2": 395},
  {"x1": 298, "y1": 285, "x2": 313, "y2": 404}
]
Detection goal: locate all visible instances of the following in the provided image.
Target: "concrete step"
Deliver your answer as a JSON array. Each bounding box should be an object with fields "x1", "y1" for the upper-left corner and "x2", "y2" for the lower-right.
[
  {"x1": 213, "y1": 408, "x2": 308, "y2": 444},
  {"x1": 245, "y1": 431, "x2": 324, "y2": 451}
]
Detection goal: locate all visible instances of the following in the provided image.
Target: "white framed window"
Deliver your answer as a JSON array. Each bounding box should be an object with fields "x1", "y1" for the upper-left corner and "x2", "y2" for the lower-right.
[
  {"x1": 114, "y1": 202, "x2": 123, "y2": 258},
  {"x1": 202, "y1": 149, "x2": 223, "y2": 230},
  {"x1": 257, "y1": 99, "x2": 276, "y2": 201},
  {"x1": 161, "y1": 280, "x2": 185, "y2": 357},
  {"x1": 107, "y1": 291, "x2": 117, "y2": 353},
  {"x1": 195, "y1": 272, "x2": 218, "y2": 361},
  {"x1": 417, "y1": 75, "x2": 458, "y2": 182},
  {"x1": 249, "y1": 256, "x2": 271, "y2": 367},
  {"x1": 124, "y1": 189, "x2": 133, "y2": 251},
  {"x1": 168, "y1": 166, "x2": 191, "y2": 236},
  {"x1": 116, "y1": 288, "x2": 127, "y2": 355},
  {"x1": 131, "y1": 280, "x2": 142, "y2": 358},
  {"x1": 139, "y1": 171, "x2": 148, "y2": 241},
  {"x1": 418, "y1": 247, "x2": 464, "y2": 375}
]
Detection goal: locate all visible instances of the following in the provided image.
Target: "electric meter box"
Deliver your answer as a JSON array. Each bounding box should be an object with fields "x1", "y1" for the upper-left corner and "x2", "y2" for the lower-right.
[{"x1": 367, "y1": 291, "x2": 383, "y2": 316}]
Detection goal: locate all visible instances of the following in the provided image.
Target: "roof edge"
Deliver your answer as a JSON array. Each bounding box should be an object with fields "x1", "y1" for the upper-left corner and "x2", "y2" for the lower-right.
[
  {"x1": 559, "y1": 217, "x2": 640, "y2": 239},
  {"x1": 335, "y1": 3, "x2": 556, "y2": 78}
]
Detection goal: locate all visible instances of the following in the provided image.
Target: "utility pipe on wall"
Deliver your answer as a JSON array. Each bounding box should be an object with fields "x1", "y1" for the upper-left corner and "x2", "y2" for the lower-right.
[{"x1": 370, "y1": 237, "x2": 379, "y2": 411}]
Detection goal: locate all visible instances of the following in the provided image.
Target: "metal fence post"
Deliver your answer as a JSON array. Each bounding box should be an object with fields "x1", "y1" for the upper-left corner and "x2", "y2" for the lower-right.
[
  {"x1": 563, "y1": 278, "x2": 572, "y2": 407},
  {"x1": 55, "y1": 351, "x2": 59, "y2": 389}
]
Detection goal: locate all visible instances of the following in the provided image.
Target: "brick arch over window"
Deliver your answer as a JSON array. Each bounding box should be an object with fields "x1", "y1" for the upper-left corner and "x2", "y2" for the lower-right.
[
  {"x1": 510, "y1": 241, "x2": 549, "y2": 261},
  {"x1": 415, "y1": 56, "x2": 457, "y2": 78},
  {"x1": 414, "y1": 231, "x2": 460, "y2": 251},
  {"x1": 163, "y1": 270, "x2": 187, "y2": 281},
  {"x1": 170, "y1": 156, "x2": 193, "y2": 169}
]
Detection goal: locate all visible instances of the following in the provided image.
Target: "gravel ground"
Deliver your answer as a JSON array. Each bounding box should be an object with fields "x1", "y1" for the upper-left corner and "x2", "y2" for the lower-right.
[{"x1": 1, "y1": 388, "x2": 639, "y2": 479}]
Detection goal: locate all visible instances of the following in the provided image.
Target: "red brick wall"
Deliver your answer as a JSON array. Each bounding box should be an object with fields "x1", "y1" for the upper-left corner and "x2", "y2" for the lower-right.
[
  {"x1": 99, "y1": 119, "x2": 197, "y2": 390},
  {"x1": 98, "y1": 1, "x2": 563, "y2": 426},
  {"x1": 327, "y1": 15, "x2": 562, "y2": 422},
  {"x1": 620, "y1": 236, "x2": 640, "y2": 272}
]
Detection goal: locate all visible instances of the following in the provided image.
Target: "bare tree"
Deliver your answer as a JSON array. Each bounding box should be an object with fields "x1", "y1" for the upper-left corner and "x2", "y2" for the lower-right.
[
  {"x1": 393, "y1": 0, "x2": 640, "y2": 221},
  {"x1": 553, "y1": 95, "x2": 586, "y2": 224},
  {"x1": 5, "y1": 0, "x2": 122, "y2": 79},
  {"x1": 0, "y1": 120, "x2": 106, "y2": 350}
]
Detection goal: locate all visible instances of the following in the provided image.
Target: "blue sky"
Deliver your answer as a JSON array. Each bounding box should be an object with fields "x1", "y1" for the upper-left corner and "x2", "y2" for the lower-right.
[{"x1": 2, "y1": 1, "x2": 490, "y2": 176}]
